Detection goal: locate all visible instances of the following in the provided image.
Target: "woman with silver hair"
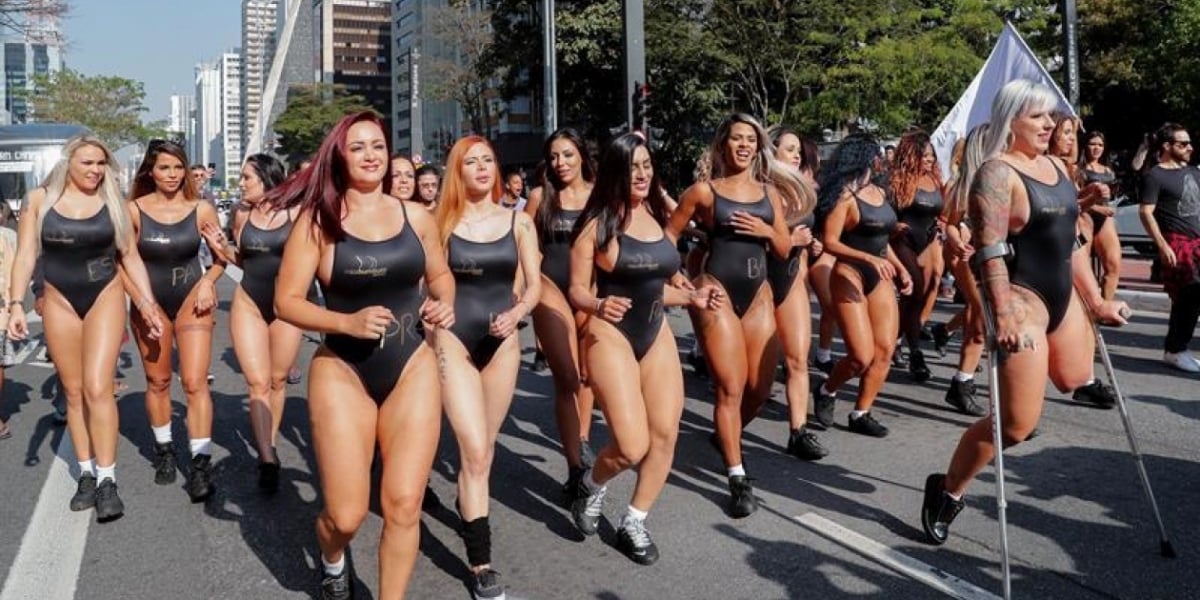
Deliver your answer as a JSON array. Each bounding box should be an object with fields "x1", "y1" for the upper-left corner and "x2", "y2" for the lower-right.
[
  {"x1": 7, "y1": 135, "x2": 165, "y2": 522},
  {"x1": 921, "y1": 80, "x2": 1130, "y2": 545},
  {"x1": 668, "y1": 113, "x2": 803, "y2": 518}
]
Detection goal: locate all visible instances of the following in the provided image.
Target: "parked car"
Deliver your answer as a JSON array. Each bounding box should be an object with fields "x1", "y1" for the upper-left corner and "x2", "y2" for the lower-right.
[{"x1": 1114, "y1": 195, "x2": 1156, "y2": 257}]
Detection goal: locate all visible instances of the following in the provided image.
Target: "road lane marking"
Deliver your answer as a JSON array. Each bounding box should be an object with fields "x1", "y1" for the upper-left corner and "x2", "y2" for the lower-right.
[
  {"x1": 1, "y1": 436, "x2": 91, "y2": 600},
  {"x1": 9, "y1": 338, "x2": 40, "y2": 366},
  {"x1": 795, "y1": 512, "x2": 1000, "y2": 600}
]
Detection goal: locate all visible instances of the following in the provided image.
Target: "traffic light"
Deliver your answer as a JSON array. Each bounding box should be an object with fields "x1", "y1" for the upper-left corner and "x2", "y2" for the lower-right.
[{"x1": 632, "y1": 81, "x2": 651, "y2": 132}]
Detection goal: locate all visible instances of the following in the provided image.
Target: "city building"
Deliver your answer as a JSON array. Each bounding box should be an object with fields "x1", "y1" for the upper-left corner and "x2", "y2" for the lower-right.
[
  {"x1": 241, "y1": 0, "x2": 279, "y2": 152},
  {"x1": 218, "y1": 50, "x2": 243, "y2": 186},
  {"x1": 167, "y1": 94, "x2": 194, "y2": 145},
  {"x1": 250, "y1": 0, "x2": 315, "y2": 158},
  {"x1": 315, "y1": 0, "x2": 392, "y2": 130},
  {"x1": 193, "y1": 62, "x2": 221, "y2": 170},
  {"x1": 0, "y1": 11, "x2": 63, "y2": 125},
  {"x1": 390, "y1": 0, "x2": 541, "y2": 166}
]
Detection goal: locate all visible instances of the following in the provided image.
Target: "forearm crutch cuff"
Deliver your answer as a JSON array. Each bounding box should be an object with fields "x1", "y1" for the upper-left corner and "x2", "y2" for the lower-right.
[{"x1": 971, "y1": 242, "x2": 1013, "y2": 270}]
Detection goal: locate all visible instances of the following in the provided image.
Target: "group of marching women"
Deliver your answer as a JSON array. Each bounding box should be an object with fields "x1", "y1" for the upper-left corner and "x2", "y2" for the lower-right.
[{"x1": 11, "y1": 77, "x2": 1137, "y2": 600}]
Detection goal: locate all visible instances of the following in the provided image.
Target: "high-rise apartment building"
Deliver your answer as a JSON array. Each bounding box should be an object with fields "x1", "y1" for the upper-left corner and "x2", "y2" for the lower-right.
[
  {"x1": 193, "y1": 63, "x2": 221, "y2": 169},
  {"x1": 0, "y1": 12, "x2": 63, "y2": 125},
  {"x1": 315, "y1": 0, "x2": 392, "y2": 130},
  {"x1": 241, "y1": 0, "x2": 279, "y2": 152},
  {"x1": 219, "y1": 51, "x2": 243, "y2": 186},
  {"x1": 390, "y1": 0, "x2": 541, "y2": 166},
  {"x1": 167, "y1": 94, "x2": 194, "y2": 146}
]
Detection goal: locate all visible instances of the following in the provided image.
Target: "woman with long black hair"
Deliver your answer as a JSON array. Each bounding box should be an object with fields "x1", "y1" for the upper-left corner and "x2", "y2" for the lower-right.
[
  {"x1": 200, "y1": 153, "x2": 299, "y2": 492},
  {"x1": 8, "y1": 135, "x2": 165, "y2": 522},
  {"x1": 668, "y1": 113, "x2": 801, "y2": 518},
  {"x1": 811, "y1": 133, "x2": 912, "y2": 438},
  {"x1": 524, "y1": 128, "x2": 597, "y2": 495},
  {"x1": 1079, "y1": 130, "x2": 1121, "y2": 301},
  {"x1": 274, "y1": 111, "x2": 455, "y2": 599},
  {"x1": 568, "y1": 132, "x2": 722, "y2": 563}
]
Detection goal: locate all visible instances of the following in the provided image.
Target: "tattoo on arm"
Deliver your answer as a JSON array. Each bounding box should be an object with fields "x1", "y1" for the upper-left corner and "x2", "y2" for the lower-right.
[{"x1": 970, "y1": 160, "x2": 1015, "y2": 311}]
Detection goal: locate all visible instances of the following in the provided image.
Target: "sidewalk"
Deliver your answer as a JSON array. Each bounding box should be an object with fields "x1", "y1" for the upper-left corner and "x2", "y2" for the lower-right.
[{"x1": 1116, "y1": 253, "x2": 1170, "y2": 314}]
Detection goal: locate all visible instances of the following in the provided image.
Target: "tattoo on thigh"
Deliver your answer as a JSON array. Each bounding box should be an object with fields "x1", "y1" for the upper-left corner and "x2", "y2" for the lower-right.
[{"x1": 436, "y1": 346, "x2": 448, "y2": 379}]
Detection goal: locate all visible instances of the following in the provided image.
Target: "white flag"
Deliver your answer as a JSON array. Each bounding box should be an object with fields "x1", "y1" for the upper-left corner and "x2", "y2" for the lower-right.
[{"x1": 931, "y1": 21, "x2": 1077, "y2": 176}]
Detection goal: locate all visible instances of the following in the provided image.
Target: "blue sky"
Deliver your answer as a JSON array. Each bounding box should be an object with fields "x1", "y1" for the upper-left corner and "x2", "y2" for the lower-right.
[{"x1": 62, "y1": 0, "x2": 243, "y2": 122}]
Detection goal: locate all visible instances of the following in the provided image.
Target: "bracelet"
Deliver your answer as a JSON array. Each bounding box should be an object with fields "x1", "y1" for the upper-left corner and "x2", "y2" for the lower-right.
[{"x1": 7, "y1": 300, "x2": 22, "y2": 307}]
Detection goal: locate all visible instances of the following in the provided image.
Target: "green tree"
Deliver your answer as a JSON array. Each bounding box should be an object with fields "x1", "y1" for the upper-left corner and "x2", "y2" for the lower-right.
[
  {"x1": 273, "y1": 83, "x2": 377, "y2": 161},
  {"x1": 24, "y1": 68, "x2": 159, "y2": 148},
  {"x1": 425, "y1": 0, "x2": 500, "y2": 137},
  {"x1": 0, "y1": 0, "x2": 66, "y2": 35}
]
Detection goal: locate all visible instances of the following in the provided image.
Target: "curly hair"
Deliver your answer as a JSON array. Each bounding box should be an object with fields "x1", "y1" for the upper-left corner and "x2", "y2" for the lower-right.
[
  {"x1": 888, "y1": 130, "x2": 942, "y2": 209},
  {"x1": 816, "y1": 133, "x2": 880, "y2": 224}
]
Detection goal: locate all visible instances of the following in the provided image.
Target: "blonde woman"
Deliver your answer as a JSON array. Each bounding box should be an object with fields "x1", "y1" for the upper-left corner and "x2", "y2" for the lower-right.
[{"x1": 8, "y1": 135, "x2": 164, "y2": 522}]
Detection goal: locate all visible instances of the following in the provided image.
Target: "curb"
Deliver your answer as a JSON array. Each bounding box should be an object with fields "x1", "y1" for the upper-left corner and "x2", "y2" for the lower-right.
[{"x1": 1116, "y1": 288, "x2": 1170, "y2": 315}]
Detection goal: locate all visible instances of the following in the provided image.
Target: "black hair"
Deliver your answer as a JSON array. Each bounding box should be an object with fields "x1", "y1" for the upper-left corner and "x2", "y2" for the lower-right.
[
  {"x1": 1154, "y1": 122, "x2": 1187, "y2": 155},
  {"x1": 415, "y1": 164, "x2": 440, "y2": 179},
  {"x1": 816, "y1": 133, "x2": 881, "y2": 223},
  {"x1": 244, "y1": 153, "x2": 287, "y2": 192},
  {"x1": 571, "y1": 133, "x2": 668, "y2": 250},
  {"x1": 537, "y1": 127, "x2": 596, "y2": 238}
]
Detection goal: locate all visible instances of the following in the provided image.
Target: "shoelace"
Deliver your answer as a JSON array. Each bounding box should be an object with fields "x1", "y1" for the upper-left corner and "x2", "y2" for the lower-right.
[
  {"x1": 622, "y1": 518, "x2": 652, "y2": 548},
  {"x1": 584, "y1": 486, "x2": 607, "y2": 517}
]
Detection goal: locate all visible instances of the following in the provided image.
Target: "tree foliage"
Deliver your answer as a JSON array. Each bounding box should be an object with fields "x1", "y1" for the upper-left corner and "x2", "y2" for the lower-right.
[
  {"x1": 0, "y1": 0, "x2": 66, "y2": 36},
  {"x1": 24, "y1": 68, "x2": 158, "y2": 149},
  {"x1": 425, "y1": 0, "x2": 499, "y2": 138},
  {"x1": 273, "y1": 83, "x2": 376, "y2": 161}
]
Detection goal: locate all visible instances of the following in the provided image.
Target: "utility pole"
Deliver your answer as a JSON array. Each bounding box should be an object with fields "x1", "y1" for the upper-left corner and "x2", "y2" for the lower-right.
[
  {"x1": 1062, "y1": 0, "x2": 1080, "y2": 109},
  {"x1": 542, "y1": 0, "x2": 557, "y2": 134},
  {"x1": 623, "y1": 0, "x2": 645, "y2": 134}
]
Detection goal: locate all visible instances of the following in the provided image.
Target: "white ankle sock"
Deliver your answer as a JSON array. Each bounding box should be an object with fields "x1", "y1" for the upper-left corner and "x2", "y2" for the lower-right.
[
  {"x1": 321, "y1": 553, "x2": 345, "y2": 576},
  {"x1": 78, "y1": 459, "x2": 95, "y2": 476},
  {"x1": 954, "y1": 371, "x2": 973, "y2": 382},
  {"x1": 727, "y1": 464, "x2": 746, "y2": 477},
  {"x1": 582, "y1": 469, "x2": 604, "y2": 493},
  {"x1": 849, "y1": 410, "x2": 867, "y2": 419},
  {"x1": 625, "y1": 505, "x2": 648, "y2": 523},
  {"x1": 189, "y1": 437, "x2": 212, "y2": 457},
  {"x1": 96, "y1": 463, "x2": 115, "y2": 484},
  {"x1": 816, "y1": 348, "x2": 832, "y2": 362},
  {"x1": 821, "y1": 382, "x2": 836, "y2": 396},
  {"x1": 151, "y1": 424, "x2": 172, "y2": 443}
]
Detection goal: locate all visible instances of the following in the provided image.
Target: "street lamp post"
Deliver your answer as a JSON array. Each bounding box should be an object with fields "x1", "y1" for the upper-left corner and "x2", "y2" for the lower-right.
[
  {"x1": 1062, "y1": 0, "x2": 1080, "y2": 109},
  {"x1": 623, "y1": 0, "x2": 645, "y2": 134},
  {"x1": 543, "y1": 0, "x2": 557, "y2": 133}
]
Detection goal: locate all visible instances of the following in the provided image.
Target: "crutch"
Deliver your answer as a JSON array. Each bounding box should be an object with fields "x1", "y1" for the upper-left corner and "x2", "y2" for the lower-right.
[
  {"x1": 978, "y1": 289, "x2": 1014, "y2": 600},
  {"x1": 1091, "y1": 319, "x2": 1178, "y2": 558}
]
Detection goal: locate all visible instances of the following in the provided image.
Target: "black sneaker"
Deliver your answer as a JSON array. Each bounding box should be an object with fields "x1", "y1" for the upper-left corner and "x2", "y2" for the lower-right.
[
  {"x1": 320, "y1": 567, "x2": 353, "y2": 600},
  {"x1": 152, "y1": 441, "x2": 177, "y2": 485},
  {"x1": 813, "y1": 357, "x2": 835, "y2": 375},
  {"x1": 810, "y1": 386, "x2": 836, "y2": 431},
  {"x1": 728, "y1": 475, "x2": 758, "y2": 518},
  {"x1": 579, "y1": 438, "x2": 596, "y2": 469},
  {"x1": 921, "y1": 473, "x2": 965, "y2": 545},
  {"x1": 1072, "y1": 380, "x2": 1117, "y2": 409},
  {"x1": 472, "y1": 568, "x2": 505, "y2": 599},
  {"x1": 931, "y1": 322, "x2": 951, "y2": 357},
  {"x1": 919, "y1": 323, "x2": 934, "y2": 341},
  {"x1": 944, "y1": 378, "x2": 987, "y2": 417},
  {"x1": 185, "y1": 454, "x2": 215, "y2": 503},
  {"x1": 908, "y1": 348, "x2": 931, "y2": 383},
  {"x1": 786, "y1": 426, "x2": 828, "y2": 460},
  {"x1": 70, "y1": 473, "x2": 96, "y2": 511},
  {"x1": 531, "y1": 351, "x2": 548, "y2": 373},
  {"x1": 258, "y1": 461, "x2": 280, "y2": 494},
  {"x1": 617, "y1": 516, "x2": 660, "y2": 565},
  {"x1": 848, "y1": 412, "x2": 889, "y2": 437},
  {"x1": 94, "y1": 478, "x2": 125, "y2": 523},
  {"x1": 570, "y1": 477, "x2": 606, "y2": 536}
]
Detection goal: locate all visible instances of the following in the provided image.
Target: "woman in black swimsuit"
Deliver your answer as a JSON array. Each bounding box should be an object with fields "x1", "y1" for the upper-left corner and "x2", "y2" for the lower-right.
[
  {"x1": 890, "y1": 131, "x2": 945, "y2": 382},
  {"x1": 811, "y1": 134, "x2": 912, "y2": 439},
  {"x1": 274, "y1": 112, "x2": 455, "y2": 599},
  {"x1": 1079, "y1": 131, "x2": 1121, "y2": 300},
  {"x1": 8, "y1": 135, "x2": 164, "y2": 522},
  {"x1": 524, "y1": 128, "x2": 597, "y2": 496},
  {"x1": 668, "y1": 114, "x2": 800, "y2": 518},
  {"x1": 124, "y1": 140, "x2": 225, "y2": 503},
  {"x1": 200, "y1": 153, "x2": 296, "y2": 492},
  {"x1": 435, "y1": 136, "x2": 541, "y2": 599},
  {"x1": 568, "y1": 133, "x2": 722, "y2": 564},
  {"x1": 768, "y1": 128, "x2": 825, "y2": 459},
  {"x1": 921, "y1": 80, "x2": 1130, "y2": 545}
]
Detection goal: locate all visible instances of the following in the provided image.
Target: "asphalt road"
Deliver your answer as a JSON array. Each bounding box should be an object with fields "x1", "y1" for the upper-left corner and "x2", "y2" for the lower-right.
[{"x1": 1, "y1": 278, "x2": 1196, "y2": 600}]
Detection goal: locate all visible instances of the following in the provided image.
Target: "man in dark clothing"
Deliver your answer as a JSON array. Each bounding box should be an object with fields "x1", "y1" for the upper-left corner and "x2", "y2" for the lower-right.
[{"x1": 1140, "y1": 123, "x2": 1200, "y2": 372}]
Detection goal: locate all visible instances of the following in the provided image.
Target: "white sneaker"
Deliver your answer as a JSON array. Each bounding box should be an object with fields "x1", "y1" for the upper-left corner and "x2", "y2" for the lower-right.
[{"x1": 1163, "y1": 351, "x2": 1200, "y2": 373}]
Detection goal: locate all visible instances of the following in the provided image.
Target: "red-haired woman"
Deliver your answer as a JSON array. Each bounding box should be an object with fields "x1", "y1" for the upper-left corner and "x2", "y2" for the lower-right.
[
  {"x1": 200, "y1": 153, "x2": 298, "y2": 492},
  {"x1": 889, "y1": 131, "x2": 945, "y2": 382},
  {"x1": 8, "y1": 135, "x2": 164, "y2": 522},
  {"x1": 124, "y1": 140, "x2": 225, "y2": 503},
  {"x1": 524, "y1": 128, "x2": 598, "y2": 496},
  {"x1": 568, "y1": 132, "x2": 722, "y2": 563},
  {"x1": 275, "y1": 112, "x2": 455, "y2": 599},
  {"x1": 435, "y1": 136, "x2": 541, "y2": 599}
]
